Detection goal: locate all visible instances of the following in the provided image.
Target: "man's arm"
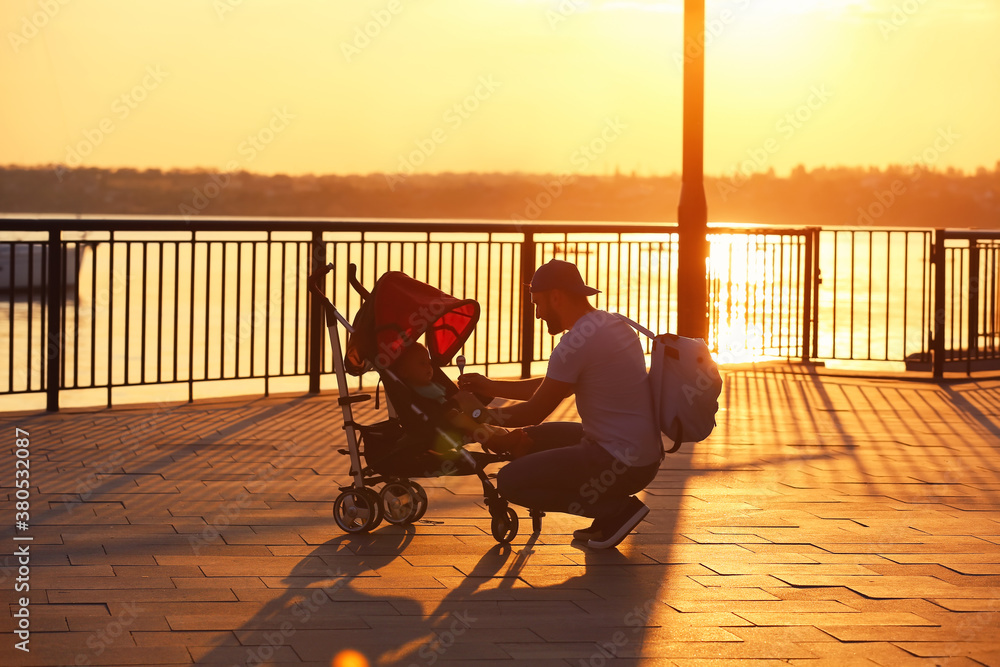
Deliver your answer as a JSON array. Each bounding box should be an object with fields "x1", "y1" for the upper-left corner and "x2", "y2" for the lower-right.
[
  {"x1": 489, "y1": 376, "x2": 573, "y2": 428},
  {"x1": 458, "y1": 373, "x2": 542, "y2": 401},
  {"x1": 485, "y1": 377, "x2": 543, "y2": 401}
]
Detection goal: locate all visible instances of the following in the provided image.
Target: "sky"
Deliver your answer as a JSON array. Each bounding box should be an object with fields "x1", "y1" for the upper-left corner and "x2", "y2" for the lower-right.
[{"x1": 1, "y1": 0, "x2": 998, "y2": 178}]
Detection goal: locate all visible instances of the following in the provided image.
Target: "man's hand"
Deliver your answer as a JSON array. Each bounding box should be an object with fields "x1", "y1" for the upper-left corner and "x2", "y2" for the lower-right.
[
  {"x1": 482, "y1": 428, "x2": 534, "y2": 458},
  {"x1": 457, "y1": 372, "x2": 495, "y2": 398}
]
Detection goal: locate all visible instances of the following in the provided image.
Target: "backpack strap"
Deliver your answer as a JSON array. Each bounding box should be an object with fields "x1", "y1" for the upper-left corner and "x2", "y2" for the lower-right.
[
  {"x1": 614, "y1": 313, "x2": 656, "y2": 339},
  {"x1": 614, "y1": 313, "x2": 686, "y2": 456},
  {"x1": 665, "y1": 422, "x2": 683, "y2": 455}
]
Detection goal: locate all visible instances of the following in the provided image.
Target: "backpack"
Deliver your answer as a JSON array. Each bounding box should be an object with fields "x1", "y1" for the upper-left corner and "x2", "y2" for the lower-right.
[{"x1": 617, "y1": 315, "x2": 723, "y2": 454}]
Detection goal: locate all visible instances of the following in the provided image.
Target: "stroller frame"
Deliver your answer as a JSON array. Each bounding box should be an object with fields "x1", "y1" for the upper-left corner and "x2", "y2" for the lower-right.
[{"x1": 308, "y1": 262, "x2": 528, "y2": 543}]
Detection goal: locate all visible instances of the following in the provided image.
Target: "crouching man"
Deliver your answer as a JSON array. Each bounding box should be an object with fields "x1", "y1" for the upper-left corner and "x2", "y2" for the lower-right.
[{"x1": 459, "y1": 259, "x2": 661, "y2": 549}]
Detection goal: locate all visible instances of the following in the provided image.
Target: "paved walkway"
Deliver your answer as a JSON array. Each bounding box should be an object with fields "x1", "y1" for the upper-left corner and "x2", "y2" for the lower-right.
[{"x1": 2, "y1": 367, "x2": 1000, "y2": 666}]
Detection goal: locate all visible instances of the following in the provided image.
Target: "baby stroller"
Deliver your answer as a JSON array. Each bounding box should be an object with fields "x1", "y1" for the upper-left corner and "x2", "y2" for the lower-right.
[{"x1": 308, "y1": 263, "x2": 522, "y2": 543}]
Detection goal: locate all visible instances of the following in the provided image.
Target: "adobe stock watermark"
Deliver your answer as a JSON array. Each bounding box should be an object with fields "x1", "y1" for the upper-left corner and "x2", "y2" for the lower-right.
[
  {"x1": 578, "y1": 599, "x2": 658, "y2": 667},
  {"x1": 384, "y1": 76, "x2": 502, "y2": 191},
  {"x1": 406, "y1": 611, "x2": 477, "y2": 666},
  {"x1": 55, "y1": 65, "x2": 169, "y2": 182},
  {"x1": 546, "y1": 0, "x2": 584, "y2": 29},
  {"x1": 7, "y1": 0, "x2": 72, "y2": 53},
  {"x1": 878, "y1": 0, "x2": 931, "y2": 40},
  {"x1": 58, "y1": 398, "x2": 180, "y2": 513},
  {"x1": 187, "y1": 450, "x2": 295, "y2": 554},
  {"x1": 214, "y1": 0, "x2": 246, "y2": 21},
  {"x1": 221, "y1": 264, "x2": 302, "y2": 356},
  {"x1": 341, "y1": 0, "x2": 404, "y2": 62},
  {"x1": 179, "y1": 107, "x2": 295, "y2": 218},
  {"x1": 717, "y1": 84, "x2": 833, "y2": 201},
  {"x1": 241, "y1": 568, "x2": 348, "y2": 667},
  {"x1": 856, "y1": 126, "x2": 959, "y2": 225},
  {"x1": 673, "y1": 0, "x2": 753, "y2": 71},
  {"x1": 566, "y1": 447, "x2": 643, "y2": 516},
  {"x1": 511, "y1": 117, "x2": 627, "y2": 221},
  {"x1": 73, "y1": 602, "x2": 142, "y2": 666}
]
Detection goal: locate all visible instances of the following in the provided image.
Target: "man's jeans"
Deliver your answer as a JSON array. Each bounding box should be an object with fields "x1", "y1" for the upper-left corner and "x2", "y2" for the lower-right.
[{"x1": 496, "y1": 422, "x2": 659, "y2": 519}]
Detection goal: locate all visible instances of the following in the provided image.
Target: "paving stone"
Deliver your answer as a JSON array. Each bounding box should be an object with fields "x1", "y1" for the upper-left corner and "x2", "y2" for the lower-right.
[
  {"x1": 0, "y1": 645, "x2": 191, "y2": 666},
  {"x1": 700, "y1": 562, "x2": 880, "y2": 576},
  {"x1": 666, "y1": 600, "x2": 856, "y2": 614},
  {"x1": 892, "y1": 642, "x2": 1000, "y2": 659},
  {"x1": 725, "y1": 625, "x2": 838, "y2": 644},
  {"x1": 131, "y1": 630, "x2": 239, "y2": 647},
  {"x1": 187, "y1": 644, "x2": 300, "y2": 664},
  {"x1": 821, "y1": 624, "x2": 997, "y2": 642},
  {"x1": 929, "y1": 598, "x2": 1000, "y2": 612},
  {"x1": 777, "y1": 574, "x2": 998, "y2": 599},
  {"x1": 66, "y1": 614, "x2": 172, "y2": 632},
  {"x1": 737, "y1": 611, "x2": 937, "y2": 626}
]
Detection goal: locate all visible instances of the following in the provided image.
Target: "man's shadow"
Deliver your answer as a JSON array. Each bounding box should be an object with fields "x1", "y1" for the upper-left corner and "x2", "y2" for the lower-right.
[{"x1": 194, "y1": 514, "x2": 673, "y2": 666}]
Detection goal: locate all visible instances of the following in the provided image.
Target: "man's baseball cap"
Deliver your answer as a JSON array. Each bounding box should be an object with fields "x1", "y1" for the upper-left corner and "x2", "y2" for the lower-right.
[{"x1": 529, "y1": 259, "x2": 600, "y2": 296}]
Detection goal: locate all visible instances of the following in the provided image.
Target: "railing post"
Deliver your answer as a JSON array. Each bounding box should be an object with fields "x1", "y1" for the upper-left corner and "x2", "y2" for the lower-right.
[
  {"x1": 932, "y1": 229, "x2": 946, "y2": 380},
  {"x1": 811, "y1": 230, "x2": 821, "y2": 360},
  {"x1": 801, "y1": 228, "x2": 816, "y2": 363},
  {"x1": 307, "y1": 231, "x2": 324, "y2": 394},
  {"x1": 968, "y1": 242, "x2": 980, "y2": 370},
  {"x1": 46, "y1": 230, "x2": 62, "y2": 411},
  {"x1": 519, "y1": 232, "x2": 536, "y2": 379}
]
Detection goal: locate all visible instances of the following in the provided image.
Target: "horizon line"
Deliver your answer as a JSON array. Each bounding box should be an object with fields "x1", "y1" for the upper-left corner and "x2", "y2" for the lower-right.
[{"x1": 3, "y1": 161, "x2": 1000, "y2": 180}]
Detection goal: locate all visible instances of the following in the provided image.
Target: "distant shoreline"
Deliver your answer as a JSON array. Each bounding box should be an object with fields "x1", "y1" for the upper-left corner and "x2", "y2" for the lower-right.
[{"x1": 2, "y1": 165, "x2": 999, "y2": 230}]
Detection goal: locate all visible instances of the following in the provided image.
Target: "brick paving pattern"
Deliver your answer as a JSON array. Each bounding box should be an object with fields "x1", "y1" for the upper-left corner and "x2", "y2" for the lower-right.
[{"x1": 2, "y1": 368, "x2": 999, "y2": 666}]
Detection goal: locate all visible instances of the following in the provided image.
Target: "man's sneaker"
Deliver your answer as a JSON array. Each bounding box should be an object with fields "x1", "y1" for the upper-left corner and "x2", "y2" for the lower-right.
[
  {"x1": 572, "y1": 520, "x2": 604, "y2": 541},
  {"x1": 586, "y1": 497, "x2": 649, "y2": 550}
]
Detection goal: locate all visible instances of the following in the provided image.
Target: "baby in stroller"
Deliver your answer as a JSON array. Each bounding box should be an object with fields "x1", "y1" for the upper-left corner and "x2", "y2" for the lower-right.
[{"x1": 389, "y1": 341, "x2": 506, "y2": 448}]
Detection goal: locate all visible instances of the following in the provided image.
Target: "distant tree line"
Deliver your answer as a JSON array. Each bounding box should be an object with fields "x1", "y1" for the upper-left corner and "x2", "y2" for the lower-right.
[{"x1": 1, "y1": 164, "x2": 998, "y2": 228}]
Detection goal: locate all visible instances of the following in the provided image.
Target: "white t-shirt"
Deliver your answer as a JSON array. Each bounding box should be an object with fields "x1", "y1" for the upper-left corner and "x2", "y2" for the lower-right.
[{"x1": 546, "y1": 310, "x2": 661, "y2": 467}]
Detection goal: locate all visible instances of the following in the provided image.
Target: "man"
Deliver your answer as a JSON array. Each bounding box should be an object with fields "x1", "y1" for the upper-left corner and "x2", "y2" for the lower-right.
[{"x1": 458, "y1": 259, "x2": 661, "y2": 549}]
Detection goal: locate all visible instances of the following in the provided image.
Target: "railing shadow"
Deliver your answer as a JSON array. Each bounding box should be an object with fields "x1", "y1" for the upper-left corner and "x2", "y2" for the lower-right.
[
  {"x1": 3, "y1": 395, "x2": 323, "y2": 535},
  {"x1": 719, "y1": 365, "x2": 1000, "y2": 505}
]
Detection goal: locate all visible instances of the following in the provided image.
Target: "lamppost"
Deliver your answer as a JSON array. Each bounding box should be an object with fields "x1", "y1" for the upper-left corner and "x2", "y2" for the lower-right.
[{"x1": 676, "y1": 0, "x2": 709, "y2": 340}]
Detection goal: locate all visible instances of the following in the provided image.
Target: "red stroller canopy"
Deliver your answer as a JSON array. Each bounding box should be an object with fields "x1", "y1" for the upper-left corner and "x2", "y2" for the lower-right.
[{"x1": 345, "y1": 271, "x2": 480, "y2": 375}]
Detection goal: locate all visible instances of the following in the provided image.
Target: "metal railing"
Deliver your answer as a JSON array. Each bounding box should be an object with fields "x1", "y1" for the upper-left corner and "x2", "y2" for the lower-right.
[
  {"x1": 814, "y1": 228, "x2": 935, "y2": 366},
  {"x1": 930, "y1": 230, "x2": 1000, "y2": 374},
  {"x1": 1, "y1": 217, "x2": 995, "y2": 411}
]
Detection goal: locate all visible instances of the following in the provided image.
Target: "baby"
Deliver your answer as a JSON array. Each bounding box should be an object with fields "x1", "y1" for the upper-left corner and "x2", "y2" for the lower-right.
[
  {"x1": 390, "y1": 341, "x2": 450, "y2": 404},
  {"x1": 390, "y1": 342, "x2": 512, "y2": 448}
]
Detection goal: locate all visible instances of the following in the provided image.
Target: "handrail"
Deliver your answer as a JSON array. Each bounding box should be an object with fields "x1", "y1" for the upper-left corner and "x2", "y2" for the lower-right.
[
  {"x1": 0, "y1": 216, "x2": 680, "y2": 234},
  {"x1": 5, "y1": 217, "x2": 1000, "y2": 411}
]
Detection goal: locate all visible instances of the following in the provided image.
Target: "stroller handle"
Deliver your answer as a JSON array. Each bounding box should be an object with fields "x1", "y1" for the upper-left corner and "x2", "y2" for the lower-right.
[
  {"x1": 308, "y1": 263, "x2": 354, "y2": 331},
  {"x1": 310, "y1": 263, "x2": 371, "y2": 302},
  {"x1": 308, "y1": 262, "x2": 335, "y2": 300},
  {"x1": 347, "y1": 263, "x2": 371, "y2": 301}
]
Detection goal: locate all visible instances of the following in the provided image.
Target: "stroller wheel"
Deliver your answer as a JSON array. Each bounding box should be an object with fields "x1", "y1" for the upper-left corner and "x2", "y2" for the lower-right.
[
  {"x1": 381, "y1": 482, "x2": 421, "y2": 524},
  {"x1": 406, "y1": 481, "x2": 428, "y2": 522},
  {"x1": 490, "y1": 507, "x2": 519, "y2": 544},
  {"x1": 333, "y1": 488, "x2": 383, "y2": 533}
]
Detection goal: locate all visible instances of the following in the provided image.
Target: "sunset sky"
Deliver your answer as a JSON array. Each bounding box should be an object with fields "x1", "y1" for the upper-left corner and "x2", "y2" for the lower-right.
[{"x1": 2, "y1": 0, "x2": 998, "y2": 178}]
